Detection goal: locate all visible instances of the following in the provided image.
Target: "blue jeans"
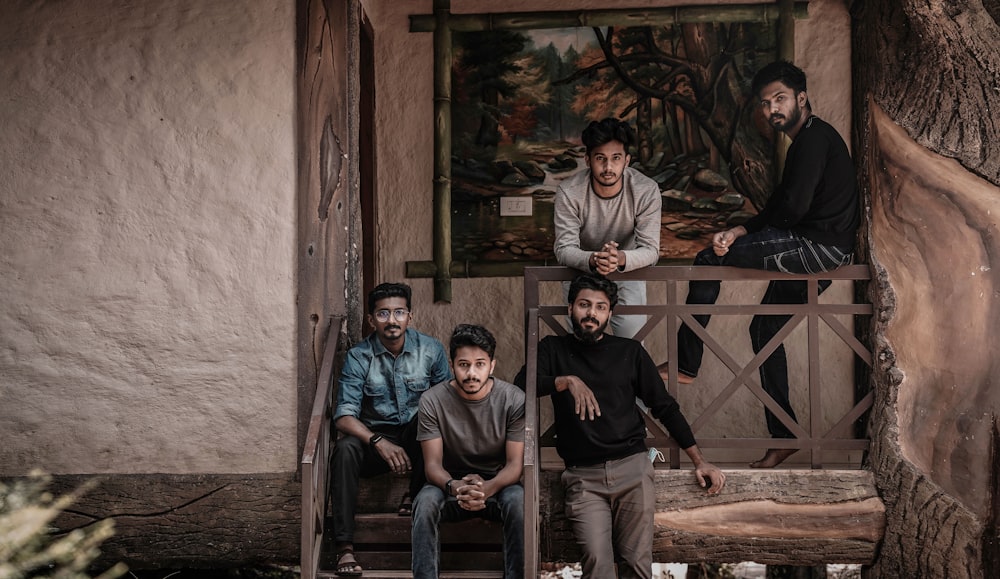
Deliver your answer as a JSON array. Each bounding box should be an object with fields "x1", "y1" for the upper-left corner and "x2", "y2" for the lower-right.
[
  {"x1": 411, "y1": 482, "x2": 524, "y2": 579},
  {"x1": 676, "y1": 227, "x2": 853, "y2": 438}
]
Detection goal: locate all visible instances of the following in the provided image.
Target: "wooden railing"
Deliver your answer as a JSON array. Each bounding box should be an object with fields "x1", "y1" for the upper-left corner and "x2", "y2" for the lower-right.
[
  {"x1": 523, "y1": 264, "x2": 873, "y2": 459},
  {"x1": 522, "y1": 264, "x2": 874, "y2": 573},
  {"x1": 300, "y1": 316, "x2": 344, "y2": 579}
]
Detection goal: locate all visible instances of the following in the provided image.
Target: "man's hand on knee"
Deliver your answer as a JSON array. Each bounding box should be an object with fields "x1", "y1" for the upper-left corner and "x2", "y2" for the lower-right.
[{"x1": 373, "y1": 438, "x2": 411, "y2": 475}]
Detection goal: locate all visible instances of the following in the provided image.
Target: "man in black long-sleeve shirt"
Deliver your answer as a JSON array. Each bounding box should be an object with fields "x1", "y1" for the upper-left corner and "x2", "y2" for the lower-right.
[
  {"x1": 515, "y1": 274, "x2": 725, "y2": 579},
  {"x1": 661, "y1": 60, "x2": 860, "y2": 468}
]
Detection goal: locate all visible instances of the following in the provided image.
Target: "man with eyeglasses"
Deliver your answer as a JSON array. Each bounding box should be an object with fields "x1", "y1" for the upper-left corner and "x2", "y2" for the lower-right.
[{"x1": 330, "y1": 282, "x2": 451, "y2": 577}]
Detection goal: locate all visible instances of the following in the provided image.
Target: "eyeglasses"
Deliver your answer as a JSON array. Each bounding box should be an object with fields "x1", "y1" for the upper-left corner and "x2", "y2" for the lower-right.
[{"x1": 374, "y1": 308, "x2": 410, "y2": 323}]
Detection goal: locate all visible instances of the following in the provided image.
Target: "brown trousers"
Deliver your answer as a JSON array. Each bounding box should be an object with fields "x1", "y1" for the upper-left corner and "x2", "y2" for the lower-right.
[{"x1": 561, "y1": 451, "x2": 654, "y2": 579}]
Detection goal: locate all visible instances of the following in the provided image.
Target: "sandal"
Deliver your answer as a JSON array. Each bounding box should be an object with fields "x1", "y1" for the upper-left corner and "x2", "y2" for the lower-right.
[
  {"x1": 397, "y1": 492, "x2": 413, "y2": 516},
  {"x1": 335, "y1": 547, "x2": 363, "y2": 577}
]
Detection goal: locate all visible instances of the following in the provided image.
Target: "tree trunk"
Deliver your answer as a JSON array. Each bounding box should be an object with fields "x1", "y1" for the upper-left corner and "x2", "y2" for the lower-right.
[
  {"x1": 854, "y1": 0, "x2": 1000, "y2": 577},
  {"x1": 730, "y1": 100, "x2": 773, "y2": 210},
  {"x1": 637, "y1": 98, "x2": 653, "y2": 165}
]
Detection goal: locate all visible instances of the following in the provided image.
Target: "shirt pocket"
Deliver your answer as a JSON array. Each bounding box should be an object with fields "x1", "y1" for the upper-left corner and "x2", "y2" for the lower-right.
[
  {"x1": 404, "y1": 376, "x2": 432, "y2": 394},
  {"x1": 362, "y1": 379, "x2": 395, "y2": 420}
]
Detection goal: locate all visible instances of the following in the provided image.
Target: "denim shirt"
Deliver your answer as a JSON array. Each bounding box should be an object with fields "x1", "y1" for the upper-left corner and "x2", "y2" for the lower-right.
[{"x1": 334, "y1": 328, "x2": 451, "y2": 428}]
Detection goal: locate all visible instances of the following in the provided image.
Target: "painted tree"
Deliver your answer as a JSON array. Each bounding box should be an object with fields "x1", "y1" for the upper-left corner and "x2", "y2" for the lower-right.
[
  {"x1": 853, "y1": 0, "x2": 1000, "y2": 576},
  {"x1": 558, "y1": 23, "x2": 776, "y2": 206},
  {"x1": 453, "y1": 30, "x2": 529, "y2": 149}
]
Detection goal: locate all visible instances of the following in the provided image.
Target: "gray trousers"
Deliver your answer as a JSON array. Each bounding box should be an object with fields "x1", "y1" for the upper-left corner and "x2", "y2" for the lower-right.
[{"x1": 561, "y1": 452, "x2": 654, "y2": 579}]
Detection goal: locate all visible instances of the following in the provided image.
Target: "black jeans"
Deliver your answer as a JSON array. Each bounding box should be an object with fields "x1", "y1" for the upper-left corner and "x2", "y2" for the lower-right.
[
  {"x1": 330, "y1": 417, "x2": 424, "y2": 543},
  {"x1": 676, "y1": 227, "x2": 852, "y2": 438}
]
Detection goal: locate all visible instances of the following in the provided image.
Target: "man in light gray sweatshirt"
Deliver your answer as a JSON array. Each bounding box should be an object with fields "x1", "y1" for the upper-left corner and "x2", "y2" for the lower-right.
[{"x1": 553, "y1": 117, "x2": 662, "y2": 338}]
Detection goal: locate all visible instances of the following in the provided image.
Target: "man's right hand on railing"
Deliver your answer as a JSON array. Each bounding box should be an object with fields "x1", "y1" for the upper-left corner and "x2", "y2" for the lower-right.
[{"x1": 554, "y1": 375, "x2": 601, "y2": 421}]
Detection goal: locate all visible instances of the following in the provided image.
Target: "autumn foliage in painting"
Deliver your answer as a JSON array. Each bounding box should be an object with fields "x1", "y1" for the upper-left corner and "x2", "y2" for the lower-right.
[{"x1": 448, "y1": 22, "x2": 779, "y2": 263}]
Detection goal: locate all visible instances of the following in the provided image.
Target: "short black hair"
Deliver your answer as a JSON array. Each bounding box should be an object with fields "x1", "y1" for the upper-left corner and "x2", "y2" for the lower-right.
[
  {"x1": 449, "y1": 324, "x2": 496, "y2": 360},
  {"x1": 751, "y1": 60, "x2": 808, "y2": 101},
  {"x1": 568, "y1": 274, "x2": 618, "y2": 310},
  {"x1": 368, "y1": 282, "x2": 412, "y2": 314},
  {"x1": 581, "y1": 118, "x2": 635, "y2": 153}
]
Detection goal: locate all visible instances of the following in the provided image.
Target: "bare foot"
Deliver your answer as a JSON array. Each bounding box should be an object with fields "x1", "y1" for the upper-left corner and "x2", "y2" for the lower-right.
[
  {"x1": 656, "y1": 362, "x2": 694, "y2": 384},
  {"x1": 749, "y1": 448, "x2": 798, "y2": 468}
]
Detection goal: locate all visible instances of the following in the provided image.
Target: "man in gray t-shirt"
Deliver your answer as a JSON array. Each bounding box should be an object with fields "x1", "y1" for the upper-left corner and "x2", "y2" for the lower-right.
[
  {"x1": 554, "y1": 117, "x2": 662, "y2": 338},
  {"x1": 412, "y1": 324, "x2": 525, "y2": 579}
]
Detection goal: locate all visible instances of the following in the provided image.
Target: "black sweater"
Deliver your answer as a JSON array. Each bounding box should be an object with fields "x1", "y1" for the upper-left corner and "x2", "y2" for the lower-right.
[
  {"x1": 514, "y1": 333, "x2": 696, "y2": 467},
  {"x1": 744, "y1": 115, "x2": 860, "y2": 249}
]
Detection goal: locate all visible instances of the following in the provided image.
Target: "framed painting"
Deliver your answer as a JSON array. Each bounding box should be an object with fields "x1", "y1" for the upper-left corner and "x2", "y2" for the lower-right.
[{"x1": 448, "y1": 19, "x2": 779, "y2": 266}]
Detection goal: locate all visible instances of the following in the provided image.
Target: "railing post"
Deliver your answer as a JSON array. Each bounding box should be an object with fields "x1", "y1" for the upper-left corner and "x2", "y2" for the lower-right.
[
  {"x1": 523, "y1": 308, "x2": 540, "y2": 579},
  {"x1": 807, "y1": 277, "x2": 823, "y2": 468}
]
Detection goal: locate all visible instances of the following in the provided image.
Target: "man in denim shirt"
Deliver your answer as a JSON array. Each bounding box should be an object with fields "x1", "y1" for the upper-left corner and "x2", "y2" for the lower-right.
[{"x1": 330, "y1": 282, "x2": 450, "y2": 577}]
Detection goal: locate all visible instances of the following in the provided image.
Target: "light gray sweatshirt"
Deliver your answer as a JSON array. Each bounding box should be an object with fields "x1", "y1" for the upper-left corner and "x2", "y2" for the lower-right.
[{"x1": 553, "y1": 167, "x2": 662, "y2": 272}]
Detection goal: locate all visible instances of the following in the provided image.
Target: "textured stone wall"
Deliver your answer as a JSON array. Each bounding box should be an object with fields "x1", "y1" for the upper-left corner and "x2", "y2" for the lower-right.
[{"x1": 0, "y1": 0, "x2": 298, "y2": 475}]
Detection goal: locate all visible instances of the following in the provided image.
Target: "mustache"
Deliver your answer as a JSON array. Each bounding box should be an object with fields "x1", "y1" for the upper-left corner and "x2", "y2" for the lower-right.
[
  {"x1": 581, "y1": 316, "x2": 599, "y2": 325},
  {"x1": 385, "y1": 324, "x2": 401, "y2": 331}
]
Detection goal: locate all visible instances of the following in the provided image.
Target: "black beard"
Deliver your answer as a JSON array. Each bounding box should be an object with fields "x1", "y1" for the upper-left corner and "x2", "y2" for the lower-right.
[
  {"x1": 571, "y1": 316, "x2": 606, "y2": 343},
  {"x1": 771, "y1": 104, "x2": 802, "y2": 132}
]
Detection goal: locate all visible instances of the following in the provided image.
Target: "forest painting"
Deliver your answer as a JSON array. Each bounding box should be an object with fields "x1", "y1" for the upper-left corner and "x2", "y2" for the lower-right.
[{"x1": 448, "y1": 21, "x2": 779, "y2": 264}]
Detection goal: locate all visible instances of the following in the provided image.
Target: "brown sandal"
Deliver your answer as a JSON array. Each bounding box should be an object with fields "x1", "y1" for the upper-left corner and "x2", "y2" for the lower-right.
[{"x1": 335, "y1": 548, "x2": 363, "y2": 577}]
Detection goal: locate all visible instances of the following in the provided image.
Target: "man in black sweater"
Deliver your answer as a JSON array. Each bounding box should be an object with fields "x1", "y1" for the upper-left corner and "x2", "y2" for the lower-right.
[
  {"x1": 662, "y1": 60, "x2": 860, "y2": 468},
  {"x1": 515, "y1": 274, "x2": 725, "y2": 579}
]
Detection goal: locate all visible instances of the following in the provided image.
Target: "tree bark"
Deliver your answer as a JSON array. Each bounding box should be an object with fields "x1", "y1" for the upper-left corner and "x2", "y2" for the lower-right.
[{"x1": 854, "y1": 0, "x2": 1000, "y2": 577}]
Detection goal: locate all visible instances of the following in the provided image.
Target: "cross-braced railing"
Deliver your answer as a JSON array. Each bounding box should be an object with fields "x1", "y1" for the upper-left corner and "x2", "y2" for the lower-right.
[{"x1": 522, "y1": 265, "x2": 873, "y2": 472}]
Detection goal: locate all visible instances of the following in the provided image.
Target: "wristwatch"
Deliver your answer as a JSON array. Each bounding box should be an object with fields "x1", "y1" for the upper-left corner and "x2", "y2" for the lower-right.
[
  {"x1": 445, "y1": 479, "x2": 455, "y2": 496},
  {"x1": 369, "y1": 433, "x2": 384, "y2": 446}
]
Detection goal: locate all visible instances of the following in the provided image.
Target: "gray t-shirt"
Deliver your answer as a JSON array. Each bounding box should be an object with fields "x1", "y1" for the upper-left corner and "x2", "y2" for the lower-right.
[
  {"x1": 553, "y1": 166, "x2": 662, "y2": 272},
  {"x1": 417, "y1": 378, "x2": 525, "y2": 478}
]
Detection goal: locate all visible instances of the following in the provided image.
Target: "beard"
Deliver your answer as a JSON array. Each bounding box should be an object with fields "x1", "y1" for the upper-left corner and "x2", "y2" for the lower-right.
[
  {"x1": 571, "y1": 315, "x2": 608, "y2": 344},
  {"x1": 592, "y1": 171, "x2": 622, "y2": 189},
  {"x1": 770, "y1": 104, "x2": 803, "y2": 132}
]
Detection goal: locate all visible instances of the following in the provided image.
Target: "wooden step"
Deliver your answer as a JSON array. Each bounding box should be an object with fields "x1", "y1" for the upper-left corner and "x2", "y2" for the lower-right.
[
  {"x1": 319, "y1": 572, "x2": 502, "y2": 579},
  {"x1": 320, "y1": 513, "x2": 505, "y2": 574}
]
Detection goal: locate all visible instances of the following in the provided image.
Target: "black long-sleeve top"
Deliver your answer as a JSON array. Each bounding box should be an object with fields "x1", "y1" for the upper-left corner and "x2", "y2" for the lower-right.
[
  {"x1": 744, "y1": 115, "x2": 860, "y2": 249},
  {"x1": 514, "y1": 333, "x2": 696, "y2": 467}
]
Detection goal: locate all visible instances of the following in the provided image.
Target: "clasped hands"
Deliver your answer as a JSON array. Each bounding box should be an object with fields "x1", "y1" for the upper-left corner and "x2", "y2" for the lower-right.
[
  {"x1": 452, "y1": 474, "x2": 489, "y2": 511},
  {"x1": 590, "y1": 241, "x2": 625, "y2": 275}
]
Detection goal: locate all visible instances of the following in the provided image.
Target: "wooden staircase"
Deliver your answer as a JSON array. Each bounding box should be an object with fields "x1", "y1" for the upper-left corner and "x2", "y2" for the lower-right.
[
  {"x1": 302, "y1": 265, "x2": 886, "y2": 579},
  {"x1": 316, "y1": 472, "x2": 504, "y2": 579}
]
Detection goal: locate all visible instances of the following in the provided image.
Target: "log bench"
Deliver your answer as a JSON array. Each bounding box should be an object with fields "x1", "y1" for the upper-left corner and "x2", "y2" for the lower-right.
[{"x1": 537, "y1": 459, "x2": 885, "y2": 566}]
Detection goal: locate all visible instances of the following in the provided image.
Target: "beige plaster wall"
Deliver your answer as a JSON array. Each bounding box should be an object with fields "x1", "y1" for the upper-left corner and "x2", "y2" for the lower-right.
[
  {"x1": 0, "y1": 0, "x2": 297, "y2": 475},
  {"x1": 365, "y1": 0, "x2": 859, "y2": 464}
]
